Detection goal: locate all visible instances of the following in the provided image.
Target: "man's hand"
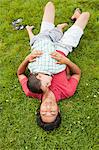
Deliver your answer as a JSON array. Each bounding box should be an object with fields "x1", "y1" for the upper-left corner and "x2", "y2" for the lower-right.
[
  {"x1": 17, "y1": 50, "x2": 43, "y2": 80},
  {"x1": 51, "y1": 51, "x2": 81, "y2": 82},
  {"x1": 25, "y1": 50, "x2": 43, "y2": 62},
  {"x1": 51, "y1": 51, "x2": 68, "y2": 64}
]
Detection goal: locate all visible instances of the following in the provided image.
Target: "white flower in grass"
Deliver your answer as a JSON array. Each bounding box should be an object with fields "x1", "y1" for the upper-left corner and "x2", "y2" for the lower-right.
[
  {"x1": 6, "y1": 100, "x2": 9, "y2": 102},
  {"x1": 87, "y1": 116, "x2": 90, "y2": 119},
  {"x1": 73, "y1": 121, "x2": 76, "y2": 124},
  {"x1": 15, "y1": 85, "x2": 17, "y2": 88},
  {"x1": 69, "y1": 131, "x2": 71, "y2": 134},
  {"x1": 93, "y1": 95, "x2": 97, "y2": 98},
  {"x1": 86, "y1": 83, "x2": 88, "y2": 86},
  {"x1": 34, "y1": 136, "x2": 38, "y2": 140},
  {"x1": 78, "y1": 121, "x2": 80, "y2": 124}
]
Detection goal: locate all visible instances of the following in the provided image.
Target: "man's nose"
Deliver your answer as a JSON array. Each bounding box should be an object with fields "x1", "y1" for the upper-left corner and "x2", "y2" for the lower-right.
[
  {"x1": 46, "y1": 104, "x2": 52, "y2": 110},
  {"x1": 46, "y1": 104, "x2": 51, "y2": 109}
]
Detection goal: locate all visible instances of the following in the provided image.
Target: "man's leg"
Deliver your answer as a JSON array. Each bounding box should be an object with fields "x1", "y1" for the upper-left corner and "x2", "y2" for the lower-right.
[{"x1": 40, "y1": 2, "x2": 55, "y2": 33}]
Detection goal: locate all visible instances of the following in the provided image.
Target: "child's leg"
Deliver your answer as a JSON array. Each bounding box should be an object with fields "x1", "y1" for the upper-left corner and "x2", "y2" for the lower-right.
[
  {"x1": 40, "y1": 2, "x2": 55, "y2": 33},
  {"x1": 26, "y1": 25, "x2": 35, "y2": 41},
  {"x1": 42, "y1": 2, "x2": 55, "y2": 24},
  {"x1": 57, "y1": 9, "x2": 90, "y2": 55},
  {"x1": 71, "y1": 8, "x2": 90, "y2": 30},
  {"x1": 71, "y1": 8, "x2": 81, "y2": 21},
  {"x1": 57, "y1": 23, "x2": 68, "y2": 32},
  {"x1": 74, "y1": 12, "x2": 90, "y2": 30}
]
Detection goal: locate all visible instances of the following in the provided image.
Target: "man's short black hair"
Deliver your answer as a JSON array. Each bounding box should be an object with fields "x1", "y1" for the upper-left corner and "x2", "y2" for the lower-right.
[
  {"x1": 27, "y1": 73, "x2": 43, "y2": 94},
  {"x1": 36, "y1": 109, "x2": 61, "y2": 131}
]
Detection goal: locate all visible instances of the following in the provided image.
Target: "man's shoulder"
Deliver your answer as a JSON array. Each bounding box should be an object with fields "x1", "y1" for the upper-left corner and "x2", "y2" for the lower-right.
[
  {"x1": 18, "y1": 75, "x2": 42, "y2": 99},
  {"x1": 18, "y1": 74, "x2": 27, "y2": 85},
  {"x1": 50, "y1": 72, "x2": 79, "y2": 101}
]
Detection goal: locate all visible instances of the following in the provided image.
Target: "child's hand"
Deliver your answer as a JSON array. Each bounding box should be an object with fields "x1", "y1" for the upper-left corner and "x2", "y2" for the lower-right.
[
  {"x1": 25, "y1": 50, "x2": 43, "y2": 62},
  {"x1": 51, "y1": 51, "x2": 69, "y2": 64}
]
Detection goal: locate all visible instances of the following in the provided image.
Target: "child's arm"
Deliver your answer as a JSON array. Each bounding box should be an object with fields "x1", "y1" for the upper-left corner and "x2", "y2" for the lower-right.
[
  {"x1": 17, "y1": 50, "x2": 43, "y2": 82},
  {"x1": 17, "y1": 57, "x2": 30, "y2": 82}
]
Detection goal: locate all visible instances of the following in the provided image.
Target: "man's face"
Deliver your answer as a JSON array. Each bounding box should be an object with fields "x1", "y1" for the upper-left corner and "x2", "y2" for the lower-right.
[
  {"x1": 36, "y1": 73, "x2": 52, "y2": 92},
  {"x1": 40, "y1": 98, "x2": 59, "y2": 123}
]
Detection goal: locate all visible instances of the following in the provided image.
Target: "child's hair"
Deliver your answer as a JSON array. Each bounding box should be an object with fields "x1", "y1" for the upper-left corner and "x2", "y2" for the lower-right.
[{"x1": 27, "y1": 73, "x2": 43, "y2": 94}]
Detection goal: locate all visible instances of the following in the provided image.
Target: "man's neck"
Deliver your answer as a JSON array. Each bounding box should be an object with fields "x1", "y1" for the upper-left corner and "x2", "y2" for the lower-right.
[{"x1": 42, "y1": 89, "x2": 56, "y2": 102}]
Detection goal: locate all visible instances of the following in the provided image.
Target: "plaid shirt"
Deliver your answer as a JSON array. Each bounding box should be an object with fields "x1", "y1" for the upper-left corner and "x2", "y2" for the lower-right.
[{"x1": 28, "y1": 37, "x2": 66, "y2": 75}]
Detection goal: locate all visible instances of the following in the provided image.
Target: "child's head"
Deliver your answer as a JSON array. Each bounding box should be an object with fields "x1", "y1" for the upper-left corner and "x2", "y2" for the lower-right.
[{"x1": 27, "y1": 73, "x2": 52, "y2": 93}]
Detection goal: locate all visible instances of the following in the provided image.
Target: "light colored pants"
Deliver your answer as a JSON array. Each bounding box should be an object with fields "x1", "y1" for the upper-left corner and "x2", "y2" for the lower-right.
[{"x1": 40, "y1": 21, "x2": 84, "y2": 55}]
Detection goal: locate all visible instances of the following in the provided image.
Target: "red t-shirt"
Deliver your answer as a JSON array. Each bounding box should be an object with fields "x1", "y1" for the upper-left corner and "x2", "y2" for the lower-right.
[
  {"x1": 19, "y1": 71, "x2": 78, "y2": 102},
  {"x1": 19, "y1": 50, "x2": 79, "y2": 102}
]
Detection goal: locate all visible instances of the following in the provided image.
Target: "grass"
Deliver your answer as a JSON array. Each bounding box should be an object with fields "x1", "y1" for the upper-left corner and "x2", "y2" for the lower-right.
[{"x1": 0, "y1": 0, "x2": 99, "y2": 150}]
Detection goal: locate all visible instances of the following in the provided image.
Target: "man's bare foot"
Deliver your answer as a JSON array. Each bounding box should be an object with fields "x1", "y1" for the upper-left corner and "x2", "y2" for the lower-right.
[
  {"x1": 26, "y1": 25, "x2": 34, "y2": 31},
  {"x1": 57, "y1": 23, "x2": 68, "y2": 31},
  {"x1": 71, "y1": 8, "x2": 81, "y2": 21}
]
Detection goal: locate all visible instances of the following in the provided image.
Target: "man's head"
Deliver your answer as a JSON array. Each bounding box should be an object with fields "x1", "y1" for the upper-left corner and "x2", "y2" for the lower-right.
[
  {"x1": 40, "y1": 97, "x2": 59, "y2": 122},
  {"x1": 27, "y1": 73, "x2": 52, "y2": 93},
  {"x1": 37, "y1": 110, "x2": 61, "y2": 131},
  {"x1": 36, "y1": 97, "x2": 61, "y2": 131}
]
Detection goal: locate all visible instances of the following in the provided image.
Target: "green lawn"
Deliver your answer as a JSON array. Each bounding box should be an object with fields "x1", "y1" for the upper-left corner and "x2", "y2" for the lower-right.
[{"x1": 0, "y1": 0, "x2": 99, "y2": 150}]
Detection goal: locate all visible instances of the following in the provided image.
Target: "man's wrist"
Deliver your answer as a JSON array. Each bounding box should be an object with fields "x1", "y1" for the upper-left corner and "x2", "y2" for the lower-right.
[
  {"x1": 24, "y1": 57, "x2": 29, "y2": 63},
  {"x1": 64, "y1": 57, "x2": 71, "y2": 65}
]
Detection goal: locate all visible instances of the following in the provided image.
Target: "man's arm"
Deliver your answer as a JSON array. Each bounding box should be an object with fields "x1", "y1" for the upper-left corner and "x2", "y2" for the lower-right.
[
  {"x1": 63, "y1": 57, "x2": 81, "y2": 82},
  {"x1": 51, "y1": 51, "x2": 81, "y2": 82},
  {"x1": 17, "y1": 50, "x2": 43, "y2": 82},
  {"x1": 65, "y1": 66, "x2": 71, "y2": 80},
  {"x1": 17, "y1": 58, "x2": 29, "y2": 82}
]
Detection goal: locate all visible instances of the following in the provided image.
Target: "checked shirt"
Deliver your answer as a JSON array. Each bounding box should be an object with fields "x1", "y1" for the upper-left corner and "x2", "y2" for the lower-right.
[{"x1": 28, "y1": 37, "x2": 66, "y2": 75}]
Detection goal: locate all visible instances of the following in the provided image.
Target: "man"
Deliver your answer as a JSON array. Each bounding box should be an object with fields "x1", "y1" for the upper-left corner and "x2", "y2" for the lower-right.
[{"x1": 17, "y1": 2, "x2": 90, "y2": 131}]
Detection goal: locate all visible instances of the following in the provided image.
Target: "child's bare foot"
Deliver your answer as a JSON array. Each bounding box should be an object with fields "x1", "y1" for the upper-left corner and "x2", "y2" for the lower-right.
[
  {"x1": 71, "y1": 8, "x2": 81, "y2": 21},
  {"x1": 26, "y1": 25, "x2": 34, "y2": 31},
  {"x1": 57, "y1": 23, "x2": 68, "y2": 31}
]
